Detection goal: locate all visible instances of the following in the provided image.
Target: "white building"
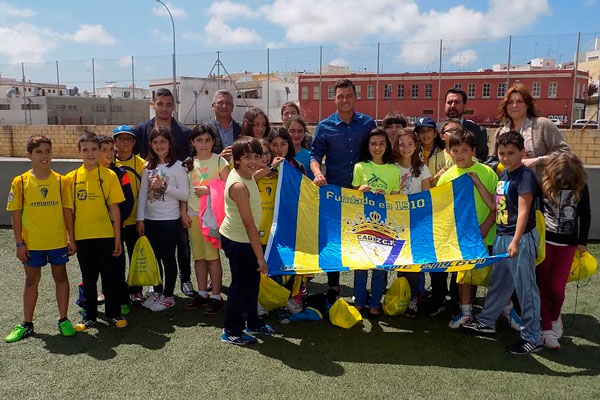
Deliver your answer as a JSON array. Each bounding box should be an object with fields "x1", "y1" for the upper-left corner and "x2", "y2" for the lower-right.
[
  {"x1": 0, "y1": 77, "x2": 68, "y2": 98},
  {"x1": 96, "y1": 83, "x2": 150, "y2": 100},
  {"x1": 492, "y1": 58, "x2": 556, "y2": 72}
]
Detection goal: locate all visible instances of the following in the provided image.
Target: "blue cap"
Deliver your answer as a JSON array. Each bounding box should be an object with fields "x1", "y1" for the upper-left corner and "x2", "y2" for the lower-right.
[
  {"x1": 112, "y1": 125, "x2": 135, "y2": 137},
  {"x1": 414, "y1": 117, "x2": 437, "y2": 132}
]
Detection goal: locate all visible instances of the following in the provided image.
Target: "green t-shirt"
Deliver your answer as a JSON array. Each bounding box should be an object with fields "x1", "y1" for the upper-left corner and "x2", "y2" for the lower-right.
[
  {"x1": 352, "y1": 161, "x2": 400, "y2": 195},
  {"x1": 438, "y1": 161, "x2": 498, "y2": 245}
]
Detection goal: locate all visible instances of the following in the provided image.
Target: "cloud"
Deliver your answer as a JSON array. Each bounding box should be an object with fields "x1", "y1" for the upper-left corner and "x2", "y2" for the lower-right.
[
  {"x1": 207, "y1": 1, "x2": 258, "y2": 21},
  {"x1": 204, "y1": 18, "x2": 261, "y2": 46},
  {"x1": 266, "y1": 41, "x2": 286, "y2": 49},
  {"x1": 330, "y1": 58, "x2": 348, "y2": 67},
  {"x1": 182, "y1": 32, "x2": 203, "y2": 41},
  {"x1": 118, "y1": 56, "x2": 132, "y2": 68},
  {"x1": 0, "y1": 22, "x2": 58, "y2": 63},
  {"x1": 152, "y1": 2, "x2": 187, "y2": 18},
  {"x1": 69, "y1": 24, "x2": 116, "y2": 45},
  {"x1": 450, "y1": 50, "x2": 478, "y2": 67},
  {"x1": 0, "y1": 3, "x2": 34, "y2": 18}
]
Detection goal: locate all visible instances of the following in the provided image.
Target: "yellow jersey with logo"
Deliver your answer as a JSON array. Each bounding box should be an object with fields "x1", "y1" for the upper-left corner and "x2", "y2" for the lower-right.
[
  {"x1": 115, "y1": 154, "x2": 145, "y2": 226},
  {"x1": 257, "y1": 173, "x2": 278, "y2": 245},
  {"x1": 65, "y1": 165, "x2": 125, "y2": 241},
  {"x1": 6, "y1": 170, "x2": 72, "y2": 250}
]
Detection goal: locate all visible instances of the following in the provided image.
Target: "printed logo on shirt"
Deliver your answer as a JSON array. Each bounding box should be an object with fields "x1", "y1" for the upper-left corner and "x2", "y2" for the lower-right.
[
  {"x1": 77, "y1": 189, "x2": 88, "y2": 201},
  {"x1": 496, "y1": 181, "x2": 509, "y2": 225},
  {"x1": 40, "y1": 187, "x2": 48, "y2": 198},
  {"x1": 368, "y1": 173, "x2": 389, "y2": 192},
  {"x1": 7, "y1": 191, "x2": 14, "y2": 202}
]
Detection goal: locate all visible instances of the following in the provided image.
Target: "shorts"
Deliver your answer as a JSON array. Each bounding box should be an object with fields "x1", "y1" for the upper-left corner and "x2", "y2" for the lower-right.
[
  {"x1": 188, "y1": 216, "x2": 219, "y2": 261},
  {"x1": 27, "y1": 247, "x2": 69, "y2": 268}
]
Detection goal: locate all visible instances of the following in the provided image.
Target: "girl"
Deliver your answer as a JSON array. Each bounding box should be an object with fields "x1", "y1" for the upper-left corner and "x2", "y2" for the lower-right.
[
  {"x1": 267, "y1": 127, "x2": 306, "y2": 174},
  {"x1": 241, "y1": 108, "x2": 270, "y2": 139},
  {"x1": 351, "y1": 128, "x2": 400, "y2": 318},
  {"x1": 395, "y1": 129, "x2": 431, "y2": 317},
  {"x1": 430, "y1": 119, "x2": 462, "y2": 187},
  {"x1": 219, "y1": 136, "x2": 276, "y2": 345},
  {"x1": 284, "y1": 115, "x2": 314, "y2": 179},
  {"x1": 414, "y1": 117, "x2": 444, "y2": 170},
  {"x1": 182, "y1": 125, "x2": 230, "y2": 315},
  {"x1": 537, "y1": 153, "x2": 590, "y2": 350},
  {"x1": 137, "y1": 126, "x2": 189, "y2": 312}
]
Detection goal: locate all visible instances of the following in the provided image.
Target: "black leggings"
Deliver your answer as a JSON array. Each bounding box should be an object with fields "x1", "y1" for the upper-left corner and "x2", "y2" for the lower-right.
[{"x1": 145, "y1": 219, "x2": 180, "y2": 297}]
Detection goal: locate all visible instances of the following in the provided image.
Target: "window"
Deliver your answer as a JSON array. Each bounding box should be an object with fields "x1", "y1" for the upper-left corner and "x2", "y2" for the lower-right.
[
  {"x1": 383, "y1": 84, "x2": 392, "y2": 99},
  {"x1": 327, "y1": 85, "x2": 335, "y2": 100},
  {"x1": 21, "y1": 103, "x2": 41, "y2": 110},
  {"x1": 576, "y1": 83, "x2": 581, "y2": 99},
  {"x1": 123, "y1": 91, "x2": 131, "y2": 99},
  {"x1": 454, "y1": 83, "x2": 462, "y2": 90},
  {"x1": 423, "y1": 109, "x2": 433, "y2": 115},
  {"x1": 468, "y1": 83, "x2": 476, "y2": 98},
  {"x1": 355, "y1": 85, "x2": 362, "y2": 99},
  {"x1": 424, "y1": 83, "x2": 432, "y2": 99},
  {"x1": 548, "y1": 82, "x2": 557, "y2": 98},
  {"x1": 482, "y1": 83, "x2": 491, "y2": 98},
  {"x1": 93, "y1": 105, "x2": 105, "y2": 112},
  {"x1": 367, "y1": 85, "x2": 374, "y2": 99},
  {"x1": 301, "y1": 86, "x2": 308, "y2": 100},
  {"x1": 397, "y1": 84, "x2": 404, "y2": 99},
  {"x1": 111, "y1": 105, "x2": 123, "y2": 112},
  {"x1": 411, "y1": 84, "x2": 418, "y2": 98},
  {"x1": 497, "y1": 82, "x2": 506, "y2": 98},
  {"x1": 0, "y1": 104, "x2": 10, "y2": 110},
  {"x1": 532, "y1": 82, "x2": 541, "y2": 98},
  {"x1": 312, "y1": 86, "x2": 320, "y2": 100}
]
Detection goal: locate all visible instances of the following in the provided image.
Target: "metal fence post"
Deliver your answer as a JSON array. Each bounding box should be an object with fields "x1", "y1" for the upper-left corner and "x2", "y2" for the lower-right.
[
  {"x1": 437, "y1": 39, "x2": 442, "y2": 121},
  {"x1": 131, "y1": 55, "x2": 135, "y2": 125},
  {"x1": 56, "y1": 60, "x2": 61, "y2": 125},
  {"x1": 375, "y1": 43, "x2": 380, "y2": 122},
  {"x1": 570, "y1": 32, "x2": 581, "y2": 129},
  {"x1": 319, "y1": 45, "x2": 323, "y2": 122},
  {"x1": 506, "y1": 35, "x2": 512, "y2": 88},
  {"x1": 267, "y1": 48, "x2": 270, "y2": 119},
  {"x1": 21, "y1": 62, "x2": 26, "y2": 125}
]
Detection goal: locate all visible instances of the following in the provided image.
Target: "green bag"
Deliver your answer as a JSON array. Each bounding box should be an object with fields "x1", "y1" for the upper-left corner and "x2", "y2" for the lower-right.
[{"x1": 127, "y1": 236, "x2": 161, "y2": 286}]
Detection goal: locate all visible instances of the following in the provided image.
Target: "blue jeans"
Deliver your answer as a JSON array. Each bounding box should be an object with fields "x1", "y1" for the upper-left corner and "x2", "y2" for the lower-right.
[
  {"x1": 354, "y1": 269, "x2": 386, "y2": 309},
  {"x1": 478, "y1": 230, "x2": 541, "y2": 345}
]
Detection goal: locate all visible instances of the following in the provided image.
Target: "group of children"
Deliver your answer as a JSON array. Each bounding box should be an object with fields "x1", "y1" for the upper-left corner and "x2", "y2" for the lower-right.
[{"x1": 5, "y1": 110, "x2": 591, "y2": 355}]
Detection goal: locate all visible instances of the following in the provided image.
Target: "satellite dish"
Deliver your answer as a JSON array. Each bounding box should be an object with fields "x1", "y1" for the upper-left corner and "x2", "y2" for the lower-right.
[
  {"x1": 69, "y1": 86, "x2": 79, "y2": 96},
  {"x1": 82, "y1": 90, "x2": 90, "y2": 97},
  {"x1": 6, "y1": 89, "x2": 15, "y2": 98}
]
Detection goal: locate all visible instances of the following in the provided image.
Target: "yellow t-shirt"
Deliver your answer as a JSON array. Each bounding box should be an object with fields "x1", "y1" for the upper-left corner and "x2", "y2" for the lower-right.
[
  {"x1": 115, "y1": 154, "x2": 145, "y2": 226},
  {"x1": 428, "y1": 149, "x2": 455, "y2": 181},
  {"x1": 219, "y1": 169, "x2": 262, "y2": 243},
  {"x1": 257, "y1": 173, "x2": 277, "y2": 245},
  {"x1": 65, "y1": 165, "x2": 125, "y2": 241},
  {"x1": 187, "y1": 154, "x2": 229, "y2": 213},
  {"x1": 6, "y1": 170, "x2": 72, "y2": 250},
  {"x1": 437, "y1": 161, "x2": 498, "y2": 245}
]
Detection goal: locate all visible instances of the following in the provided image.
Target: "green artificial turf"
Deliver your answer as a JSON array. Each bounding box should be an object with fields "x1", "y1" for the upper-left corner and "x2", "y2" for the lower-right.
[{"x1": 0, "y1": 228, "x2": 598, "y2": 399}]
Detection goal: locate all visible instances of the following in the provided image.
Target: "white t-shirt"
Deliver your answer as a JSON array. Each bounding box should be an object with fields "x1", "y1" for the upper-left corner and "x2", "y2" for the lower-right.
[
  {"x1": 396, "y1": 164, "x2": 431, "y2": 195},
  {"x1": 137, "y1": 161, "x2": 189, "y2": 221}
]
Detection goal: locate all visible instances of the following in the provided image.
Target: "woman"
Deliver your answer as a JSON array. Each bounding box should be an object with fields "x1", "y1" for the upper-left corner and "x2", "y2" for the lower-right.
[
  {"x1": 281, "y1": 101, "x2": 312, "y2": 150},
  {"x1": 491, "y1": 83, "x2": 569, "y2": 179},
  {"x1": 240, "y1": 108, "x2": 270, "y2": 139}
]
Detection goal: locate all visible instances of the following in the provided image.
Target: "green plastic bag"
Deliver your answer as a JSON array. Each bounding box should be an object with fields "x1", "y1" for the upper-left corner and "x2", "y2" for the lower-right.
[{"x1": 127, "y1": 236, "x2": 161, "y2": 286}]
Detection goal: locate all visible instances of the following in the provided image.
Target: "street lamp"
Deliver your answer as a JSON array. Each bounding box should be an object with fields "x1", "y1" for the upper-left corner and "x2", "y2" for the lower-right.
[{"x1": 155, "y1": 0, "x2": 178, "y2": 119}]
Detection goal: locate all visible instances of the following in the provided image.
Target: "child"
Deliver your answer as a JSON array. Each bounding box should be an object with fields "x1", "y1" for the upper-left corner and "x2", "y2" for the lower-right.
[
  {"x1": 220, "y1": 136, "x2": 277, "y2": 346},
  {"x1": 137, "y1": 126, "x2": 189, "y2": 312},
  {"x1": 429, "y1": 119, "x2": 462, "y2": 187},
  {"x1": 536, "y1": 152, "x2": 590, "y2": 349},
  {"x1": 66, "y1": 132, "x2": 126, "y2": 331},
  {"x1": 98, "y1": 135, "x2": 135, "y2": 316},
  {"x1": 463, "y1": 130, "x2": 542, "y2": 355},
  {"x1": 5, "y1": 135, "x2": 76, "y2": 342},
  {"x1": 268, "y1": 127, "x2": 306, "y2": 174},
  {"x1": 113, "y1": 125, "x2": 146, "y2": 304},
  {"x1": 240, "y1": 107, "x2": 270, "y2": 139},
  {"x1": 437, "y1": 129, "x2": 498, "y2": 329},
  {"x1": 284, "y1": 115, "x2": 314, "y2": 179},
  {"x1": 352, "y1": 128, "x2": 400, "y2": 318},
  {"x1": 394, "y1": 129, "x2": 431, "y2": 317},
  {"x1": 414, "y1": 117, "x2": 444, "y2": 169},
  {"x1": 182, "y1": 125, "x2": 229, "y2": 314},
  {"x1": 382, "y1": 112, "x2": 407, "y2": 148}
]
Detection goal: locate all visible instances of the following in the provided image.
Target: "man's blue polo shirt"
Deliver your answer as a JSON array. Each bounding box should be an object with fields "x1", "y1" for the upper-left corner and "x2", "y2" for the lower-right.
[{"x1": 310, "y1": 111, "x2": 375, "y2": 188}]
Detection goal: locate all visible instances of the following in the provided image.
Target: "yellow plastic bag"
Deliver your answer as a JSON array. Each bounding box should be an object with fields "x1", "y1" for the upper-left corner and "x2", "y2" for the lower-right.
[
  {"x1": 127, "y1": 236, "x2": 161, "y2": 286},
  {"x1": 329, "y1": 298, "x2": 362, "y2": 329},
  {"x1": 382, "y1": 277, "x2": 411, "y2": 316},
  {"x1": 568, "y1": 250, "x2": 598, "y2": 283},
  {"x1": 258, "y1": 275, "x2": 290, "y2": 310},
  {"x1": 535, "y1": 210, "x2": 546, "y2": 266},
  {"x1": 456, "y1": 266, "x2": 492, "y2": 287}
]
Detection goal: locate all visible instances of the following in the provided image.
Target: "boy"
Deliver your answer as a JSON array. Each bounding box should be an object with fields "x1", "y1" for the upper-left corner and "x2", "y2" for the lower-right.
[
  {"x1": 113, "y1": 125, "x2": 146, "y2": 303},
  {"x1": 463, "y1": 131, "x2": 542, "y2": 355},
  {"x1": 98, "y1": 135, "x2": 135, "y2": 315},
  {"x1": 437, "y1": 130, "x2": 498, "y2": 328},
  {"x1": 66, "y1": 131, "x2": 126, "y2": 331},
  {"x1": 5, "y1": 136, "x2": 76, "y2": 342}
]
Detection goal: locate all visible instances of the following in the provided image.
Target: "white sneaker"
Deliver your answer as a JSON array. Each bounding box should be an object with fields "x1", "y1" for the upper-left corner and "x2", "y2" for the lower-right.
[
  {"x1": 142, "y1": 292, "x2": 157, "y2": 309},
  {"x1": 257, "y1": 302, "x2": 269, "y2": 317},
  {"x1": 448, "y1": 312, "x2": 471, "y2": 329},
  {"x1": 551, "y1": 317, "x2": 564, "y2": 339},
  {"x1": 150, "y1": 295, "x2": 175, "y2": 312},
  {"x1": 542, "y1": 330, "x2": 561, "y2": 349},
  {"x1": 502, "y1": 309, "x2": 522, "y2": 332},
  {"x1": 285, "y1": 298, "x2": 303, "y2": 314}
]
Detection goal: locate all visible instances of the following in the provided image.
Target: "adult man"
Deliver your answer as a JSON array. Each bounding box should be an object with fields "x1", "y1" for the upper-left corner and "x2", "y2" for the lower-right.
[
  {"x1": 444, "y1": 88, "x2": 488, "y2": 161},
  {"x1": 209, "y1": 89, "x2": 241, "y2": 159},
  {"x1": 133, "y1": 87, "x2": 196, "y2": 297},
  {"x1": 310, "y1": 78, "x2": 376, "y2": 301}
]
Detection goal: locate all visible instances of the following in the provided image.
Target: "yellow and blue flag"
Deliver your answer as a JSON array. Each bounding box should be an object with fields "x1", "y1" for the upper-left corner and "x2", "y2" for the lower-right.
[{"x1": 265, "y1": 162, "x2": 506, "y2": 275}]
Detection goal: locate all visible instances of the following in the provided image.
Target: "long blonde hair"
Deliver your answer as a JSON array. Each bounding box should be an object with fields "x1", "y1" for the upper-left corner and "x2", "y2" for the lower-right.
[{"x1": 542, "y1": 152, "x2": 587, "y2": 205}]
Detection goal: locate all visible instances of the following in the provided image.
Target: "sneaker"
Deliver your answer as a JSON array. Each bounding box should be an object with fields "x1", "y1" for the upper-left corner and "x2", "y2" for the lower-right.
[
  {"x1": 97, "y1": 293, "x2": 105, "y2": 305},
  {"x1": 121, "y1": 304, "x2": 131, "y2": 316},
  {"x1": 285, "y1": 298, "x2": 303, "y2": 314},
  {"x1": 246, "y1": 324, "x2": 279, "y2": 335},
  {"x1": 181, "y1": 281, "x2": 196, "y2": 297},
  {"x1": 506, "y1": 338, "x2": 542, "y2": 355},
  {"x1": 425, "y1": 298, "x2": 447, "y2": 316},
  {"x1": 130, "y1": 293, "x2": 144, "y2": 305},
  {"x1": 221, "y1": 331, "x2": 258, "y2": 346},
  {"x1": 448, "y1": 312, "x2": 471, "y2": 329},
  {"x1": 462, "y1": 319, "x2": 496, "y2": 334},
  {"x1": 5, "y1": 323, "x2": 34, "y2": 343},
  {"x1": 204, "y1": 298, "x2": 226, "y2": 315},
  {"x1": 58, "y1": 320, "x2": 76, "y2": 337},
  {"x1": 542, "y1": 330, "x2": 561, "y2": 350},
  {"x1": 142, "y1": 292, "x2": 159, "y2": 310},
  {"x1": 404, "y1": 298, "x2": 418, "y2": 318},
  {"x1": 149, "y1": 295, "x2": 175, "y2": 312},
  {"x1": 273, "y1": 308, "x2": 291, "y2": 324},
  {"x1": 552, "y1": 317, "x2": 564, "y2": 339},
  {"x1": 184, "y1": 295, "x2": 209, "y2": 310},
  {"x1": 109, "y1": 316, "x2": 128, "y2": 328},
  {"x1": 503, "y1": 309, "x2": 521, "y2": 332},
  {"x1": 257, "y1": 302, "x2": 269, "y2": 317},
  {"x1": 74, "y1": 319, "x2": 96, "y2": 332}
]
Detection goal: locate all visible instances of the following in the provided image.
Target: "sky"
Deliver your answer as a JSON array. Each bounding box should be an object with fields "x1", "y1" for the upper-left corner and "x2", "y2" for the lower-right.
[{"x1": 0, "y1": 0, "x2": 598, "y2": 90}]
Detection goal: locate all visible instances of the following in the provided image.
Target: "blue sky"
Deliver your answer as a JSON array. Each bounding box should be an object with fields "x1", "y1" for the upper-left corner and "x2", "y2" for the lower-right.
[{"x1": 0, "y1": 0, "x2": 598, "y2": 90}]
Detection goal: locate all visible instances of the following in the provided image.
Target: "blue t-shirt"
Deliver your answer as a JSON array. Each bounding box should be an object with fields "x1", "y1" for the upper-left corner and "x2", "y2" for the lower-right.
[
  {"x1": 294, "y1": 148, "x2": 314, "y2": 180},
  {"x1": 496, "y1": 165, "x2": 538, "y2": 236}
]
